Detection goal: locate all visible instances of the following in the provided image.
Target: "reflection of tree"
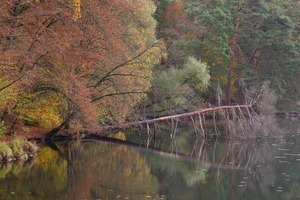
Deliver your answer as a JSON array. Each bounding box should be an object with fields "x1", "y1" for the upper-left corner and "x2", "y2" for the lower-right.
[
  {"x1": 58, "y1": 141, "x2": 158, "y2": 200},
  {"x1": 137, "y1": 136, "x2": 274, "y2": 199},
  {"x1": 0, "y1": 119, "x2": 298, "y2": 199},
  {"x1": 134, "y1": 124, "x2": 288, "y2": 200},
  {"x1": 0, "y1": 146, "x2": 67, "y2": 199},
  {"x1": 0, "y1": 141, "x2": 158, "y2": 200},
  {"x1": 147, "y1": 153, "x2": 207, "y2": 186},
  {"x1": 145, "y1": 152, "x2": 207, "y2": 199},
  {"x1": 266, "y1": 133, "x2": 300, "y2": 200},
  {"x1": 278, "y1": 118, "x2": 300, "y2": 135},
  {"x1": 203, "y1": 138, "x2": 283, "y2": 200}
]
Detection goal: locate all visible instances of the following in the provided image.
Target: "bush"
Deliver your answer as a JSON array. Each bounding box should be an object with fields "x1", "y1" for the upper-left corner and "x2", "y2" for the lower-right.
[
  {"x1": 0, "y1": 121, "x2": 6, "y2": 136},
  {"x1": 0, "y1": 143, "x2": 13, "y2": 161},
  {"x1": 142, "y1": 56, "x2": 211, "y2": 116}
]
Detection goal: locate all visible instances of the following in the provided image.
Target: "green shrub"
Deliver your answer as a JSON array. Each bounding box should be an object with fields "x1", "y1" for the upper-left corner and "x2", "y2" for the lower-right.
[
  {"x1": 11, "y1": 139, "x2": 38, "y2": 157},
  {"x1": 144, "y1": 56, "x2": 211, "y2": 116},
  {"x1": 0, "y1": 120, "x2": 7, "y2": 136},
  {"x1": 0, "y1": 143, "x2": 13, "y2": 161},
  {"x1": 11, "y1": 139, "x2": 24, "y2": 156}
]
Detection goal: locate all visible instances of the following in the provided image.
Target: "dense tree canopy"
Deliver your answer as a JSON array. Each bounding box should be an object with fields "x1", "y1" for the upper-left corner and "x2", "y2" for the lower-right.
[
  {"x1": 155, "y1": 0, "x2": 299, "y2": 108},
  {"x1": 0, "y1": 0, "x2": 165, "y2": 134},
  {"x1": 0, "y1": 0, "x2": 299, "y2": 136}
]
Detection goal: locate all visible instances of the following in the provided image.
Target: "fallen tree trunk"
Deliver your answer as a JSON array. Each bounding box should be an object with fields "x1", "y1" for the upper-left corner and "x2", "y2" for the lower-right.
[{"x1": 91, "y1": 104, "x2": 255, "y2": 136}]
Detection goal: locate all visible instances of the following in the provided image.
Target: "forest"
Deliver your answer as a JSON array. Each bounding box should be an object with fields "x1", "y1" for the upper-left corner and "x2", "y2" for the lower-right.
[{"x1": 0, "y1": 0, "x2": 299, "y2": 140}]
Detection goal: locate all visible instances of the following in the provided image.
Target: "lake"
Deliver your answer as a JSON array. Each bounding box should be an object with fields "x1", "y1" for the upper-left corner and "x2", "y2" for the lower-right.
[{"x1": 0, "y1": 117, "x2": 299, "y2": 200}]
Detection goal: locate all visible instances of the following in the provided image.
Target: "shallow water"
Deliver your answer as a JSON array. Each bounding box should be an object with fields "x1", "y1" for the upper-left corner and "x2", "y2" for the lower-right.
[{"x1": 0, "y1": 118, "x2": 299, "y2": 200}]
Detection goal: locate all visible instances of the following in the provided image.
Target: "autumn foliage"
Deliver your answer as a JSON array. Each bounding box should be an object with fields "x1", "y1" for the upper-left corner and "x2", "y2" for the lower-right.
[{"x1": 0, "y1": 0, "x2": 165, "y2": 135}]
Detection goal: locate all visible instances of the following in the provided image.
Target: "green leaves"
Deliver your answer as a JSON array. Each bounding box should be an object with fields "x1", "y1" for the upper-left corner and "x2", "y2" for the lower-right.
[
  {"x1": 164, "y1": 0, "x2": 299, "y2": 109},
  {"x1": 144, "y1": 57, "x2": 211, "y2": 116}
]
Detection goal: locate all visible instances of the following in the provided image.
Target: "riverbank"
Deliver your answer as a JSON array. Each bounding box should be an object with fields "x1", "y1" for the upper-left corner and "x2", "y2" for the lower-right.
[
  {"x1": 0, "y1": 139, "x2": 38, "y2": 162},
  {"x1": 1, "y1": 110, "x2": 298, "y2": 163},
  {"x1": 0, "y1": 126, "x2": 43, "y2": 162}
]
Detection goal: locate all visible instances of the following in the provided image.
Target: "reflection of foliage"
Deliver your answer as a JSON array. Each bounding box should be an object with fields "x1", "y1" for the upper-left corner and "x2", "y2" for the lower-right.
[
  {"x1": 35, "y1": 147, "x2": 68, "y2": 189},
  {"x1": 0, "y1": 146, "x2": 67, "y2": 199},
  {"x1": 265, "y1": 134, "x2": 300, "y2": 200},
  {"x1": 0, "y1": 120, "x2": 298, "y2": 199},
  {"x1": 0, "y1": 161, "x2": 27, "y2": 179},
  {"x1": 146, "y1": 153, "x2": 207, "y2": 187},
  {"x1": 61, "y1": 142, "x2": 158, "y2": 200},
  {"x1": 0, "y1": 163, "x2": 13, "y2": 179},
  {"x1": 202, "y1": 137, "x2": 286, "y2": 200},
  {"x1": 278, "y1": 118, "x2": 300, "y2": 134},
  {"x1": 108, "y1": 131, "x2": 127, "y2": 141},
  {"x1": 145, "y1": 152, "x2": 206, "y2": 199},
  {"x1": 126, "y1": 122, "x2": 198, "y2": 154}
]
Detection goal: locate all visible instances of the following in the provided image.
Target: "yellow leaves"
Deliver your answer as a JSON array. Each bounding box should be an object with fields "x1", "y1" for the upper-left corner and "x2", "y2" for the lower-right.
[
  {"x1": 35, "y1": 147, "x2": 60, "y2": 170},
  {"x1": 18, "y1": 92, "x2": 64, "y2": 129},
  {"x1": 108, "y1": 132, "x2": 127, "y2": 141},
  {"x1": 72, "y1": 0, "x2": 81, "y2": 21}
]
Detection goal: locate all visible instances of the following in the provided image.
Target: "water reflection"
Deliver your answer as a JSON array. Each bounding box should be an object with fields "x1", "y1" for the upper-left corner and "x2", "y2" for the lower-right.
[
  {"x1": 0, "y1": 146, "x2": 67, "y2": 199},
  {"x1": 61, "y1": 141, "x2": 158, "y2": 200},
  {"x1": 0, "y1": 119, "x2": 299, "y2": 200}
]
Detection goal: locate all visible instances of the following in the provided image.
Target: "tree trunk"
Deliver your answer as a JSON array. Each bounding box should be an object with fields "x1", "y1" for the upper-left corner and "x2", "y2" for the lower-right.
[
  {"x1": 44, "y1": 113, "x2": 73, "y2": 141},
  {"x1": 226, "y1": 6, "x2": 241, "y2": 105},
  {"x1": 92, "y1": 104, "x2": 254, "y2": 135}
]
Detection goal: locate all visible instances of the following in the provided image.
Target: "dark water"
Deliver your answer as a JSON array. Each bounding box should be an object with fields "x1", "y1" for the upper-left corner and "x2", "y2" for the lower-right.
[{"x1": 0, "y1": 118, "x2": 299, "y2": 200}]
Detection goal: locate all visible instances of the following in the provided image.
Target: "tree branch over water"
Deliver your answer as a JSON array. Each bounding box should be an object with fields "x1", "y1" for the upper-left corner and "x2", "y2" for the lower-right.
[{"x1": 90, "y1": 103, "x2": 256, "y2": 137}]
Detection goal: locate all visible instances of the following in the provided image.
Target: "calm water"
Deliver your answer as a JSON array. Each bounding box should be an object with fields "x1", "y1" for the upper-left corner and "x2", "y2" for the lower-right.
[{"x1": 0, "y1": 118, "x2": 299, "y2": 200}]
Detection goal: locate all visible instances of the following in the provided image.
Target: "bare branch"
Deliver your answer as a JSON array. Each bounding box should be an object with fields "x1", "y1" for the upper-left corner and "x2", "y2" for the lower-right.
[
  {"x1": 92, "y1": 42, "x2": 159, "y2": 88},
  {"x1": 91, "y1": 91, "x2": 146, "y2": 102}
]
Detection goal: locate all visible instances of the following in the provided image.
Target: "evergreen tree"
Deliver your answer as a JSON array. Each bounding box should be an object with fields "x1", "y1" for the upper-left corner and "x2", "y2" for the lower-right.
[{"x1": 165, "y1": 0, "x2": 300, "y2": 109}]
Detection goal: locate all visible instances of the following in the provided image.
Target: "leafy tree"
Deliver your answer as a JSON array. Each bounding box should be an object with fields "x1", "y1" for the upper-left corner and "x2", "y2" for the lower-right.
[
  {"x1": 157, "y1": 0, "x2": 299, "y2": 109},
  {"x1": 237, "y1": 0, "x2": 300, "y2": 110},
  {"x1": 0, "y1": 0, "x2": 164, "y2": 134},
  {"x1": 140, "y1": 57, "x2": 210, "y2": 117}
]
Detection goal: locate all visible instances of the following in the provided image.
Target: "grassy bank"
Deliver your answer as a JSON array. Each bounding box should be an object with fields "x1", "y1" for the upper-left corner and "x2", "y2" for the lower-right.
[{"x1": 0, "y1": 139, "x2": 38, "y2": 162}]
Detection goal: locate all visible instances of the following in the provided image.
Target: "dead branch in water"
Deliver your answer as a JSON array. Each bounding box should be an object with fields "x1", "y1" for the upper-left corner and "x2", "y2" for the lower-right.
[{"x1": 92, "y1": 104, "x2": 255, "y2": 137}]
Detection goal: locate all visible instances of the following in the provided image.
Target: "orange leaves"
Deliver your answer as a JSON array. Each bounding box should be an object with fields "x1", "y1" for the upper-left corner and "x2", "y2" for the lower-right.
[
  {"x1": 165, "y1": 0, "x2": 189, "y2": 27},
  {"x1": 0, "y1": 0, "x2": 164, "y2": 131}
]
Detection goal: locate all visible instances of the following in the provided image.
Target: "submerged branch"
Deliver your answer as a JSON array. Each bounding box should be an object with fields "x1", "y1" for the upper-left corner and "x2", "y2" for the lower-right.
[{"x1": 91, "y1": 104, "x2": 255, "y2": 135}]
